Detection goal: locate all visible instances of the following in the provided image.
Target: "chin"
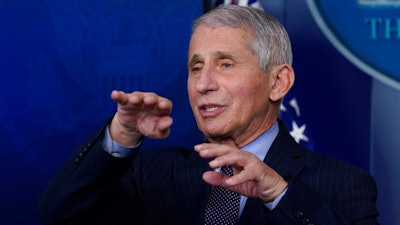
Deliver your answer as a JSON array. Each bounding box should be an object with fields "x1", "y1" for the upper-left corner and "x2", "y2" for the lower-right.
[{"x1": 202, "y1": 129, "x2": 231, "y2": 142}]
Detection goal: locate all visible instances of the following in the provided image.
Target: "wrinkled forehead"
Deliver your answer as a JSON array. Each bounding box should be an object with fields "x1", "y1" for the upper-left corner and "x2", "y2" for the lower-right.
[{"x1": 189, "y1": 25, "x2": 254, "y2": 54}]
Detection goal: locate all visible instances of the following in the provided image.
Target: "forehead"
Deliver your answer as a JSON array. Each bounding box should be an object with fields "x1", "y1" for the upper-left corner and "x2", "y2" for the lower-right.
[{"x1": 188, "y1": 25, "x2": 252, "y2": 56}]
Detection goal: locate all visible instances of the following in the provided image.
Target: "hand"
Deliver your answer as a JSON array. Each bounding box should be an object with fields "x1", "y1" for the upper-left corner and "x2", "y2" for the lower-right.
[
  {"x1": 109, "y1": 90, "x2": 173, "y2": 146},
  {"x1": 194, "y1": 143, "x2": 288, "y2": 203}
]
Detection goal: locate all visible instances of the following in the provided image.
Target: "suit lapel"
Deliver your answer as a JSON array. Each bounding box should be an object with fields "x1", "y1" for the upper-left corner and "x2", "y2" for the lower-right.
[
  {"x1": 239, "y1": 121, "x2": 307, "y2": 224},
  {"x1": 173, "y1": 152, "x2": 211, "y2": 224},
  {"x1": 264, "y1": 122, "x2": 306, "y2": 181}
]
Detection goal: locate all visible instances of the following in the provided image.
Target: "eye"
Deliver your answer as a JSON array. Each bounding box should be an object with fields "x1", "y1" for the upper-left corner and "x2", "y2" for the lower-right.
[
  {"x1": 192, "y1": 64, "x2": 202, "y2": 72},
  {"x1": 190, "y1": 63, "x2": 203, "y2": 74},
  {"x1": 218, "y1": 57, "x2": 234, "y2": 70},
  {"x1": 221, "y1": 63, "x2": 232, "y2": 68}
]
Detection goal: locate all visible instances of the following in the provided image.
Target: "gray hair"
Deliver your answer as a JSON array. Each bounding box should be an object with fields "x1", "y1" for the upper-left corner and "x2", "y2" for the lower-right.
[{"x1": 192, "y1": 5, "x2": 293, "y2": 72}]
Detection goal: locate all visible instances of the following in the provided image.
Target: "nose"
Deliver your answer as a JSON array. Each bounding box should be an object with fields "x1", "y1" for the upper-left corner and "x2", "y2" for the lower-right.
[{"x1": 195, "y1": 68, "x2": 218, "y2": 94}]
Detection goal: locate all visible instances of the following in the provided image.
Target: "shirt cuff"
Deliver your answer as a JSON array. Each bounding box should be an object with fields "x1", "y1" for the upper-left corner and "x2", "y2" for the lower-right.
[
  {"x1": 102, "y1": 126, "x2": 141, "y2": 158},
  {"x1": 265, "y1": 187, "x2": 288, "y2": 210}
]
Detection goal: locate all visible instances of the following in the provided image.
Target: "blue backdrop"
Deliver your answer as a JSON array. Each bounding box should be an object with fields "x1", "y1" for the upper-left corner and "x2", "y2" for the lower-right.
[{"x1": 0, "y1": 0, "x2": 398, "y2": 224}]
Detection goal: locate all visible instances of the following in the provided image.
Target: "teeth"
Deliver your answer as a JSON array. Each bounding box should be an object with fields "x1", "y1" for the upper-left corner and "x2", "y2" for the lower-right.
[{"x1": 205, "y1": 106, "x2": 217, "y2": 111}]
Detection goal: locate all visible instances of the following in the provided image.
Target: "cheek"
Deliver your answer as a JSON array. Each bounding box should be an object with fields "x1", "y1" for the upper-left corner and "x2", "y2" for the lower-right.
[
  {"x1": 235, "y1": 79, "x2": 268, "y2": 101},
  {"x1": 233, "y1": 81, "x2": 270, "y2": 112},
  {"x1": 187, "y1": 81, "x2": 195, "y2": 101},
  {"x1": 187, "y1": 85, "x2": 200, "y2": 116}
]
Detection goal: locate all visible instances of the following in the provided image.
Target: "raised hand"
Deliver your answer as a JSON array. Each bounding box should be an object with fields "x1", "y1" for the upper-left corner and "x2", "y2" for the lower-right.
[
  {"x1": 194, "y1": 143, "x2": 288, "y2": 203},
  {"x1": 109, "y1": 90, "x2": 173, "y2": 146}
]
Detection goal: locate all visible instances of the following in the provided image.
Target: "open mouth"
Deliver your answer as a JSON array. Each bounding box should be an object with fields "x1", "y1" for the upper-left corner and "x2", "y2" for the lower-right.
[{"x1": 204, "y1": 106, "x2": 218, "y2": 112}]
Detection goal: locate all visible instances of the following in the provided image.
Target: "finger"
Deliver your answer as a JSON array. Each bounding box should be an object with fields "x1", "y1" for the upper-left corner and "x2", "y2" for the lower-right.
[
  {"x1": 158, "y1": 116, "x2": 173, "y2": 131},
  {"x1": 209, "y1": 155, "x2": 262, "y2": 187},
  {"x1": 227, "y1": 160, "x2": 270, "y2": 187},
  {"x1": 143, "y1": 116, "x2": 173, "y2": 139},
  {"x1": 195, "y1": 144, "x2": 248, "y2": 168},
  {"x1": 141, "y1": 93, "x2": 158, "y2": 106},
  {"x1": 111, "y1": 90, "x2": 130, "y2": 105},
  {"x1": 137, "y1": 93, "x2": 173, "y2": 114},
  {"x1": 194, "y1": 143, "x2": 231, "y2": 158},
  {"x1": 208, "y1": 155, "x2": 239, "y2": 169},
  {"x1": 202, "y1": 171, "x2": 227, "y2": 186},
  {"x1": 112, "y1": 91, "x2": 147, "y2": 108},
  {"x1": 157, "y1": 98, "x2": 173, "y2": 115},
  {"x1": 150, "y1": 116, "x2": 173, "y2": 139},
  {"x1": 224, "y1": 167, "x2": 253, "y2": 186}
]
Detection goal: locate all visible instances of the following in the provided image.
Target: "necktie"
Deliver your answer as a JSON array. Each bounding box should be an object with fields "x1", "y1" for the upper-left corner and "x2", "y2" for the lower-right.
[{"x1": 204, "y1": 166, "x2": 241, "y2": 225}]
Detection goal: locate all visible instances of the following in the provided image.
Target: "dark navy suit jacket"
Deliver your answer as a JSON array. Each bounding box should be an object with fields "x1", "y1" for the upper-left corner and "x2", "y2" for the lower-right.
[{"x1": 37, "y1": 121, "x2": 379, "y2": 225}]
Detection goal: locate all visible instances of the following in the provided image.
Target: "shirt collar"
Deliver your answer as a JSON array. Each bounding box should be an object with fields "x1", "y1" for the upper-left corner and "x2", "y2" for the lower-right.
[{"x1": 241, "y1": 121, "x2": 279, "y2": 161}]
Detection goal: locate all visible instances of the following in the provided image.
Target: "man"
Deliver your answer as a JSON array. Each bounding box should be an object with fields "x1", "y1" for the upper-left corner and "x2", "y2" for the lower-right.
[{"x1": 37, "y1": 5, "x2": 379, "y2": 225}]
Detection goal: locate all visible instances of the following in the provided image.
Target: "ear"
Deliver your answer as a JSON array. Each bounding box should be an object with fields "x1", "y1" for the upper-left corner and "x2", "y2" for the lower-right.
[{"x1": 269, "y1": 64, "x2": 295, "y2": 102}]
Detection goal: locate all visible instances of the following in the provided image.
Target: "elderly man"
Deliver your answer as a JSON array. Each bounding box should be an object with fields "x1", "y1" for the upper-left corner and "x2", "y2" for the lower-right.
[{"x1": 37, "y1": 5, "x2": 378, "y2": 225}]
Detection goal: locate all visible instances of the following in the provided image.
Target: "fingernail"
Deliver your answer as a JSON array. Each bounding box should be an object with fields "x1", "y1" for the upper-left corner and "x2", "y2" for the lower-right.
[{"x1": 209, "y1": 160, "x2": 216, "y2": 167}]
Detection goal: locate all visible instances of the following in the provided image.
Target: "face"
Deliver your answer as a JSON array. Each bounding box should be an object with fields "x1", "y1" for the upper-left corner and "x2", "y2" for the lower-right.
[{"x1": 187, "y1": 25, "x2": 277, "y2": 147}]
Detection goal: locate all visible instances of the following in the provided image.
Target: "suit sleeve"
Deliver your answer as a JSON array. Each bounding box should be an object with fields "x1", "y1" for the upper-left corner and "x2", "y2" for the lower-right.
[
  {"x1": 36, "y1": 124, "x2": 142, "y2": 225},
  {"x1": 265, "y1": 167, "x2": 379, "y2": 225}
]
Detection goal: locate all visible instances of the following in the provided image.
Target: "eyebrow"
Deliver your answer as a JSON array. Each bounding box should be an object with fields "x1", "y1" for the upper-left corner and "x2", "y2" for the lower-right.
[
  {"x1": 214, "y1": 51, "x2": 234, "y2": 60},
  {"x1": 188, "y1": 54, "x2": 202, "y2": 69}
]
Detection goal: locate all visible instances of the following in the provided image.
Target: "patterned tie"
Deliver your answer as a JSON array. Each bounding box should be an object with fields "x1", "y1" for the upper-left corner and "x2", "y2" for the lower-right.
[{"x1": 204, "y1": 166, "x2": 241, "y2": 225}]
